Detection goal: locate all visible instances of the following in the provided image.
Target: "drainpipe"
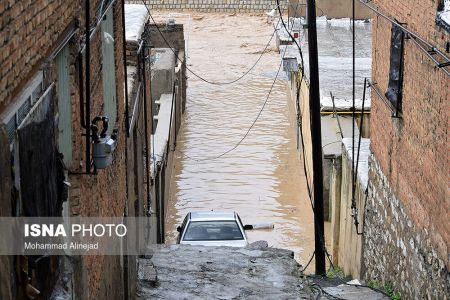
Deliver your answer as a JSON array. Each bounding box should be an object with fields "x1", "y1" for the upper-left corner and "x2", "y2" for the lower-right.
[
  {"x1": 121, "y1": 0, "x2": 129, "y2": 137},
  {"x1": 121, "y1": 1, "x2": 130, "y2": 299},
  {"x1": 78, "y1": 53, "x2": 86, "y2": 129},
  {"x1": 141, "y1": 41, "x2": 152, "y2": 217},
  {"x1": 85, "y1": 0, "x2": 91, "y2": 173}
]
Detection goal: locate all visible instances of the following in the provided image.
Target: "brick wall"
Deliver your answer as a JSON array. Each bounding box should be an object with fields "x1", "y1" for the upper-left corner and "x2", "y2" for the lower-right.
[
  {"x1": 1, "y1": 1, "x2": 131, "y2": 299},
  {"x1": 68, "y1": 3, "x2": 130, "y2": 299},
  {"x1": 365, "y1": 0, "x2": 449, "y2": 297},
  {"x1": 126, "y1": 0, "x2": 274, "y2": 12},
  {"x1": 0, "y1": 0, "x2": 80, "y2": 112}
]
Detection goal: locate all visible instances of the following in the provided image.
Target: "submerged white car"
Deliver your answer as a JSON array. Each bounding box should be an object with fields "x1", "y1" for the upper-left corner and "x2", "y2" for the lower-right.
[{"x1": 177, "y1": 211, "x2": 250, "y2": 247}]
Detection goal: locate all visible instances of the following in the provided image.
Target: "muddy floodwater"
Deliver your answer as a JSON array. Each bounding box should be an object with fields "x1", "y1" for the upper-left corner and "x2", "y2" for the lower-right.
[{"x1": 154, "y1": 13, "x2": 330, "y2": 269}]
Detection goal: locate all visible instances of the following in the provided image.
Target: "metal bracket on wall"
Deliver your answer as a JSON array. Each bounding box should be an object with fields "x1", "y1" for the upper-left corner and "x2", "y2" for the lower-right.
[
  {"x1": 367, "y1": 80, "x2": 402, "y2": 119},
  {"x1": 359, "y1": 0, "x2": 450, "y2": 77}
]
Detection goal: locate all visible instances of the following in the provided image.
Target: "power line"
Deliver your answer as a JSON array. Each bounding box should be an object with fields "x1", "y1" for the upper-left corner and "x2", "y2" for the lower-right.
[
  {"x1": 179, "y1": 0, "x2": 315, "y2": 161},
  {"x1": 179, "y1": 45, "x2": 288, "y2": 162},
  {"x1": 350, "y1": 0, "x2": 365, "y2": 236},
  {"x1": 141, "y1": 0, "x2": 283, "y2": 85},
  {"x1": 301, "y1": 251, "x2": 315, "y2": 272}
]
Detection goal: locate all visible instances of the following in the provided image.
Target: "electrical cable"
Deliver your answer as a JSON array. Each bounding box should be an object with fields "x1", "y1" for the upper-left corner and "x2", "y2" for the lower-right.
[
  {"x1": 352, "y1": 78, "x2": 367, "y2": 235},
  {"x1": 179, "y1": 45, "x2": 288, "y2": 162},
  {"x1": 173, "y1": 1, "x2": 311, "y2": 161},
  {"x1": 351, "y1": 0, "x2": 357, "y2": 231},
  {"x1": 141, "y1": 0, "x2": 283, "y2": 85},
  {"x1": 301, "y1": 251, "x2": 315, "y2": 272},
  {"x1": 350, "y1": 0, "x2": 365, "y2": 236},
  {"x1": 176, "y1": 0, "x2": 312, "y2": 162}
]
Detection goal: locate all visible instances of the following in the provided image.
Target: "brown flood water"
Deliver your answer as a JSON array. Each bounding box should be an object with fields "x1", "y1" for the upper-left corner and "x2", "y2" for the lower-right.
[{"x1": 154, "y1": 13, "x2": 330, "y2": 269}]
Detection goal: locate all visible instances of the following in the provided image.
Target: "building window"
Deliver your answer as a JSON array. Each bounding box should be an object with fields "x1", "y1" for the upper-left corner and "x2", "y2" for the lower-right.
[
  {"x1": 101, "y1": 7, "x2": 117, "y2": 134},
  {"x1": 0, "y1": 79, "x2": 55, "y2": 216},
  {"x1": 1, "y1": 73, "x2": 43, "y2": 145},
  {"x1": 385, "y1": 23, "x2": 405, "y2": 116}
]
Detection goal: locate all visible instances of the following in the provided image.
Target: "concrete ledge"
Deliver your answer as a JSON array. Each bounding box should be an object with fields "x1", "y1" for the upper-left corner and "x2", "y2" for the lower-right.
[{"x1": 137, "y1": 244, "x2": 309, "y2": 298}]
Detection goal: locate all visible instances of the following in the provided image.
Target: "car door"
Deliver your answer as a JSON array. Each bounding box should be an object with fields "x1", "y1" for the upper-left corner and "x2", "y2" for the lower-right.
[
  {"x1": 177, "y1": 214, "x2": 189, "y2": 243},
  {"x1": 236, "y1": 214, "x2": 248, "y2": 241}
]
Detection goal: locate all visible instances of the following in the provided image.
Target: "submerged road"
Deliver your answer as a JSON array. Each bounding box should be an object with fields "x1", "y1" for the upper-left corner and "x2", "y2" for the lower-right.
[{"x1": 152, "y1": 13, "x2": 330, "y2": 268}]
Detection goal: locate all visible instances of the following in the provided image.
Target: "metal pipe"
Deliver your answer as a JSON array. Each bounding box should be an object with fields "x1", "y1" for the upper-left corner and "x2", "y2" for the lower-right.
[
  {"x1": 306, "y1": 0, "x2": 326, "y2": 275},
  {"x1": 367, "y1": 80, "x2": 399, "y2": 117},
  {"x1": 155, "y1": 165, "x2": 162, "y2": 243},
  {"x1": 174, "y1": 84, "x2": 178, "y2": 143},
  {"x1": 80, "y1": 0, "x2": 118, "y2": 55},
  {"x1": 408, "y1": 36, "x2": 450, "y2": 77},
  {"x1": 85, "y1": 0, "x2": 91, "y2": 174},
  {"x1": 351, "y1": 0, "x2": 356, "y2": 237},
  {"x1": 358, "y1": 0, "x2": 450, "y2": 77},
  {"x1": 121, "y1": 0, "x2": 130, "y2": 137},
  {"x1": 142, "y1": 42, "x2": 152, "y2": 217},
  {"x1": 128, "y1": 83, "x2": 142, "y2": 134},
  {"x1": 354, "y1": 78, "x2": 367, "y2": 185},
  {"x1": 167, "y1": 81, "x2": 176, "y2": 153},
  {"x1": 330, "y1": 92, "x2": 344, "y2": 139},
  {"x1": 148, "y1": 48, "x2": 154, "y2": 135},
  {"x1": 121, "y1": 2, "x2": 130, "y2": 298},
  {"x1": 78, "y1": 52, "x2": 86, "y2": 128},
  {"x1": 136, "y1": 40, "x2": 145, "y2": 55}
]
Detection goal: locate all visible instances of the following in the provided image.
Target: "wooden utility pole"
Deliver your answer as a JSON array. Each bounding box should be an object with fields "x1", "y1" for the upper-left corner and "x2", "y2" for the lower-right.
[{"x1": 306, "y1": 0, "x2": 326, "y2": 275}]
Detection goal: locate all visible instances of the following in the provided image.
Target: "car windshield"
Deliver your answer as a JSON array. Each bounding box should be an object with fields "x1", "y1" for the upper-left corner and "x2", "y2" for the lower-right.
[{"x1": 183, "y1": 221, "x2": 244, "y2": 241}]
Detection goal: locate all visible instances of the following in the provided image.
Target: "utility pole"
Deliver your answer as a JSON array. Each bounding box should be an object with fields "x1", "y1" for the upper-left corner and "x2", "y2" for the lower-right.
[{"x1": 306, "y1": 0, "x2": 326, "y2": 274}]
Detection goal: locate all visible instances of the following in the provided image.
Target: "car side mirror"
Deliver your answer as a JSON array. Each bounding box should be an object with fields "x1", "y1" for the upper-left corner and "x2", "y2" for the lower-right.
[
  {"x1": 243, "y1": 225, "x2": 253, "y2": 230},
  {"x1": 176, "y1": 226, "x2": 182, "y2": 232}
]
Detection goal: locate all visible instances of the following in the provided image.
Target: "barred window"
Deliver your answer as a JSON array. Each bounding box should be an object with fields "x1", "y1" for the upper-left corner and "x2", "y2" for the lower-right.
[{"x1": 1, "y1": 73, "x2": 43, "y2": 145}]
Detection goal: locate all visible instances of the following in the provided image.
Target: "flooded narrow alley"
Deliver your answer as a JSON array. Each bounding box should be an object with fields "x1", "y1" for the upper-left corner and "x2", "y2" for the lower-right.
[{"x1": 154, "y1": 13, "x2": 327, "y2": 267}]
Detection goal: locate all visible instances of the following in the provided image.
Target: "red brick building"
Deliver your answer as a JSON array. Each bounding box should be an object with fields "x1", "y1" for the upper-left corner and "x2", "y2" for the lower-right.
[
  {"x1": 0, "y1": 0, "x2": 142, "y2": 299},
  {"x1": 363, "y1": 0, "x2": 449, "y2": 298}
]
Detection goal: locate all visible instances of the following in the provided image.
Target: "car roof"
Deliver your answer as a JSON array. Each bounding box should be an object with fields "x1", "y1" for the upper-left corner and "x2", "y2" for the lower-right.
[{"x1": 189, "y1": 211, "x2": 237, "y2": 221}]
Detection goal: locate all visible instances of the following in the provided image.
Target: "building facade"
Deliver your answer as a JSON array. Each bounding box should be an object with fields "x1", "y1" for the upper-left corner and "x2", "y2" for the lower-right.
[
  {"x1": 0, "y1": 0, "x2": 141, "y2": 299},
  {"x1": 363, "y1": 0, "x2": 449, "y2": 298}
]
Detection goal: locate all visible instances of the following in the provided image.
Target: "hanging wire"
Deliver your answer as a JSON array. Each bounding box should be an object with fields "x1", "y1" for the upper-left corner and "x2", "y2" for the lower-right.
[
  {"x1": 351, "y1": 0, "x2": 357, "y2": 231},
  {"x1": 301, "y1": 251, "x2": 315, "y2": 272},
  {"x1": 180, "y1": 44, "x2": 289, "y2": 162},
  {"x1": 350, "y1": 0, "x2": 365, "y2": 236},
  {"x1": 141, "y1": 0, "x2": 284, "y2": 85}
]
